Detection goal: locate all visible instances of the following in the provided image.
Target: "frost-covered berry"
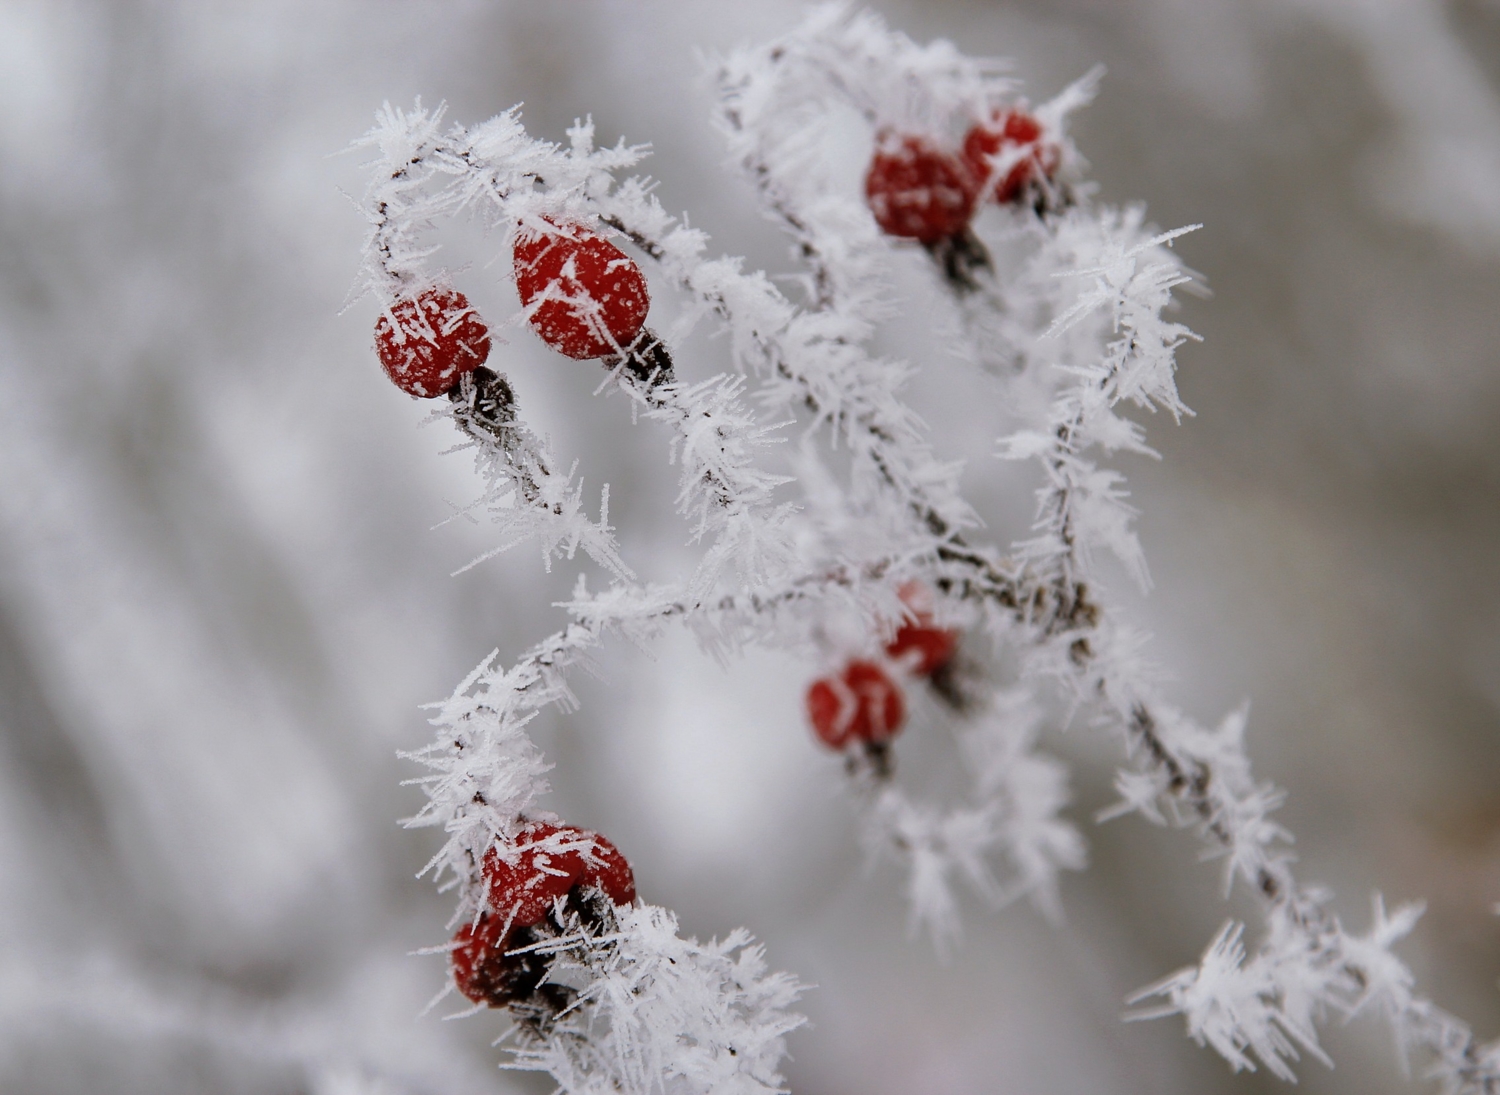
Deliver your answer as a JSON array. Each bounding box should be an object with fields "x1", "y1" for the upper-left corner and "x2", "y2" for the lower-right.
[
  {"x1": 886, "y1": 581, "x2": 958, "y2": 677},
  {"x1": 513, "y1": 222, "x2": 650, "y2": 359},
  {"x1": 806, "y1": 676, "x2": 852, "y2": 750},
  {"x1": 451, "y1": 912, "x2": 514, "y2": 1006},
  {"x1": 481, "y1": 821, "x2": 636, "y2": 928},
  {"x1": 888, "y1": 623, "x2": 958, "y2": 677},
  {"x1": 582, "y1": 831, "x2": 637, "y2": 908},
  {"x1": 962, "y1": 110, "x2": 1060, "y2": 205},
  {"x1": 864, "y1": 131, "x2": 978, "y2": 243},
  {"x1": 453, "y1": 821, "x2": 636, "y2": 1007},
  {"x1": 374, "y1": 287, "x2": 492, "y2": 398},
  {"x1": 806, "y1": 660, "x2": 907, "y2": 749}
]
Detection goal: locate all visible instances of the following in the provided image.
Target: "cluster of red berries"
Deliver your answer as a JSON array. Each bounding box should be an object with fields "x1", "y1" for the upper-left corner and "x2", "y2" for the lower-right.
[
  {"x1": 864, "y1": 109, "x2": 1059, "y2": 244},
  {"x1": 452, "y1": 821, "x2": 636, "y2": 1008},
  {"x1": 805, "y1": 583, "x2": 960, "y2": 753},
  {"x1": 372, "y1": 220, "x2": 651, "y2": 399}
]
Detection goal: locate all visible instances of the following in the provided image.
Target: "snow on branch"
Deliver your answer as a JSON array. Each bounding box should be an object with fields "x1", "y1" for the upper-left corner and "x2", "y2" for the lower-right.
[
  {"x1": 509, "y1": 905, "x2": 804, "y2": 1095},
  {"x1": 355, "y1": 7, "x2": 1500, "y2": 1094},
  {"x1": 401, "y1": 611, "x2": 807, "y2": 1092},
  {"x1": 354, "y1": 104, "x2": 796, "y2": 591},
  {"x1": 707, "y1": 7, "x2": 1500, "y2": 1093},
  {"x1": 999, "y1": 213, "x2": 1199, "y2": 593}
]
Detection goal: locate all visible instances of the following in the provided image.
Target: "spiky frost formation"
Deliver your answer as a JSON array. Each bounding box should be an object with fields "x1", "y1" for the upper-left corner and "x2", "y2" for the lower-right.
[
  {"x1": 358, "y1": 6, "x2": 1500, "y2": 1093},
  {"x1": 713, "y1": 6, "x2": 1500, "y2": 1092},
  {"x1": 354, "y1": 103, "x2": 795, "y2": 592},
  {"x1": 402, "y1": 622, "x2": 808, "y2": 1090},
  {"x1": 509, "y1": 905, "x2": 804, "y2": 1095},
  {"x1": 367, "y1": 142, "x2": 818, "y2": 1074}
]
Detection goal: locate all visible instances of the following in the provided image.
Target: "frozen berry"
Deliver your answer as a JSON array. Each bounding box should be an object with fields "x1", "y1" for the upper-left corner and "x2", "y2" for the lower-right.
[
  {"x1": 481, "y1": 821, "x2": 636, "y2": 929},
  {"x1": 374, "y1": 287, "x2": 491, "y2": 398},
  {"x1": 864, "y1": 131, "x2": 978, "y2": 243},
  {"x1": 583, "y1": 831, "x2": 637, "y2": 907},
  {"x1": 513, "y1": 222, "x2": 650, "y2": 359},
  {"x1": 962, "y1": 110, "x2": 1060, "y2": 204},
  {"x1": 888, "y1": 624, "x2": 958, "y2": 678},
  {"x1": 807, "y1": 660, "x2": 907, "y2": 749},
  {"x1": 451, "y1": 912, "x2": 514, "y2": 1006},
  {"x1": 807, "y1": 676, "x2": 854, "y2": 750},
  {"x1": 455, "y1": 822, "x2": 636, "y2": 1007},
  {"x1": 886, "y1": 581, "x2": 959, "y2": 677},
  {"x1": 843, "y1": 661, "x2": 906, "y2": 743}
]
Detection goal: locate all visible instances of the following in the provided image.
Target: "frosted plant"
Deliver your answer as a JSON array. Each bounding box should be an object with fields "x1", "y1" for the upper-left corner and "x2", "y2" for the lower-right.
[{"x1": 352, "y1": 4, "x2": 1500, "y2": 1092}]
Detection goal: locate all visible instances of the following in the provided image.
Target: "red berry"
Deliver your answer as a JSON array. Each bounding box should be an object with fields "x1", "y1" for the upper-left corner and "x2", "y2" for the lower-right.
[
  {"x1": 513, "y1": 222, "x2": 650, "y2": 359},
  {"x1": 843, "y1": 661, "x2": 906, "y2": 743},
  {"x1": 864, "y1": 131, "x2": 978, "y2": 243},
  {"x1": 455, "y1": 823, "x2": 635, "y2": 1007},
  {"x1": 807, "y1": 661, "x2": 907, "y2": 749},
  {"x1": 374, "y1": 287, "x2": 491, "y2": 398},
  {"x1": 451, "y1": 912, "x2": 514, "y2": 1006},
  {"x1": 888, "y1": 625, "x2": 958, "y2": 676},
  {"x1": 807, "y1": 676, "x2": 854, "y2": 749},
  {"x1": 481, "y1": 821, "x2": 636, "y2": 929},
  {"x1": 885, "y1": 581, "x2": 959, "y2": 676},
  {"x1": 962, "y1": 110, "x2": 1060, "y2": 204},
  {"x1": 584, "y1": 831, "x2": 638, "y2": 907}
]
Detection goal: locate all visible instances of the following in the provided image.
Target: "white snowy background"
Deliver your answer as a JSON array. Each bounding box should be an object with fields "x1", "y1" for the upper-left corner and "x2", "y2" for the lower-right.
[{"x1": 2, "y1": 1, "x2": 1499, "y2": 1093}]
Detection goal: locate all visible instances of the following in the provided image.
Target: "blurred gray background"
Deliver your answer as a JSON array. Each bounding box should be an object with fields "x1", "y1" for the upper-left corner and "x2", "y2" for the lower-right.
[{"x1": 1, "y1": 1, "x2": 1498, "y2": 1092}]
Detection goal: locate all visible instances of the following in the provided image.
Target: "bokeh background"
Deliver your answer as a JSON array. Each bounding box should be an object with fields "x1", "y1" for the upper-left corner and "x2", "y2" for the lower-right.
[{"x1": 1, "y1": 1, "x2": 1498, "y2": 1092}]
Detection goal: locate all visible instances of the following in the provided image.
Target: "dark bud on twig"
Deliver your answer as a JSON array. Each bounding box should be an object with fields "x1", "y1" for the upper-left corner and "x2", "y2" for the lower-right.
[
  {"x1": 927, "y1": 654, "x2": 977, "y2": 714},
  {"x1": 608, "y1": 328, "x2": 675, "y2": 388},
  {"x1": 448, "y1": 365, "x2": 516, "y2": 445},
  {"x1": 923, "y1": 227, "x2": 993, "y2": 295},
  {"x1": 846, "y1": 739, "x2": 895, "y2": 782}
]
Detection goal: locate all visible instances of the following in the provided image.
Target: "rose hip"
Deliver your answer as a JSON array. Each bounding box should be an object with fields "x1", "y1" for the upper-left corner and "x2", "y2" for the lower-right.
[
  {"x1": 864, "y1": 131, "x2": 977, "y2": 243},
  {"x1": 886, "y1": 581, "x2": 959, "y2": 677},
  {"x1": 453, "y1": 821, "x2": 636, "y2": 1008},
  {"x1": 806, "y1": 660, "x2": 907, "y2": 749},
  {"x1": 962, "y1": 110, "x2": 1060, "y2": 205},
  {"x1": 482, "y1": 821, "x2": 636, "y2": 926},
  {"x1": 513, "y1": 222, "x2": 650, "y2": 359},
  {"x1": 374, "y1": 287, "x2": 491, "y2": 398}
]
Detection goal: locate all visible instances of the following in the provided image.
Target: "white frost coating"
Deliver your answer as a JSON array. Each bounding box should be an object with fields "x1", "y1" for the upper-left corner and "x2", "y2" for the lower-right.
[
  {"x1": 353, "y1": 102, "x2": 794, "y2": 591},
  {"x1": 401, "y1": 616, "x2": 807, "y2": 1092},
  {"x1": 712, "y1": 2, "x2": 1097, "y2": 374},
  {"x1": 509, "y1": 905, "x2": 805, "y2": 1095},
  {"x1": 402, "y1": 643, "x2": 564, "y2": 903},
  {"x1": 999, "y1": 214, "x2": 1200, "y2": 593},
  {"x1": 852, "y1": 687, "x2": 1085, "y2": 954},
  {"x1": 712, "y1": 6, "x2": 1500, "y2": 1093},
  {"x1": 1127, "y1": 921, "x2": 1331, "y2": 1082},
  {"x1": 358, "y1": 5, "x2": 1500, "y2": 1093},
  {"x1": 708, "y1": 4, "x2": 1098, "y2": 940}
]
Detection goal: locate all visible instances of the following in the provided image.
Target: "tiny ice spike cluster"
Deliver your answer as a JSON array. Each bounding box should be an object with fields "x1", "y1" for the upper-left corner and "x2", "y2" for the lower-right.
[{"x1": 354, "y1": 5, "x2": 1500, "y2": 1092}]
